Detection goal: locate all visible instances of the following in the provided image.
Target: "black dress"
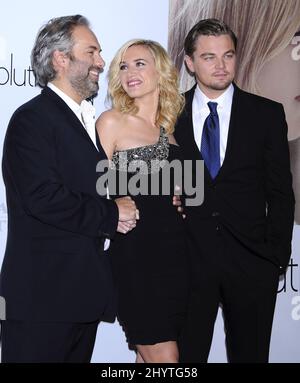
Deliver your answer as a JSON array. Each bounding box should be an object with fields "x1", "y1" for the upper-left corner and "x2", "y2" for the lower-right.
[{"x1": 108, "y1": 127, "x2": 189, "y2": 346}]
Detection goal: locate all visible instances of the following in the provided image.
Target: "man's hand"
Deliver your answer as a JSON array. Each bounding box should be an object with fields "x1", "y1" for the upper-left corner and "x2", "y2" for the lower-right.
[
  {"x1": 117, "y1": 219, "x2": 137, "y2": 234},
  {"x1": 115, "y1": 196, "x2": 139, "y2": 234},
  {"x1": 115, "y1": 196, "x2": 137, "y2": 221}
]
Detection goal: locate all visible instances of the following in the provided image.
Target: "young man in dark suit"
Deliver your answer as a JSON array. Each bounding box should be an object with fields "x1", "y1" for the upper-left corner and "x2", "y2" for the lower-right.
[
  {"x1": 0, "y1": 15, "x2": 138, "y2": 362},
  {"x1": 175, "y1": 19, "x2": 295, "y2": 363}
]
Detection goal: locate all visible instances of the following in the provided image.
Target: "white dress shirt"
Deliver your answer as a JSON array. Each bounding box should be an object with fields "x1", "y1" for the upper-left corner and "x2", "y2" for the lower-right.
[{"x1": 192, "y1": 83, "x2": 234, "y2": 166}]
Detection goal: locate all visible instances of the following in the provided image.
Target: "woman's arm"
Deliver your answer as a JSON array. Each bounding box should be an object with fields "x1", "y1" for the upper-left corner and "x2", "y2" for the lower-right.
[{"x1": 96, "y1": 110, "x2": 119, "y2": 159}]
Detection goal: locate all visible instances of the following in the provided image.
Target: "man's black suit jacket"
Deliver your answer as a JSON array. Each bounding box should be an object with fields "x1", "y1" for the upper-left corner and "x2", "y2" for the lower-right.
[
  {"x1": 0, "y1": 87, "x2": 119, "y2": 322},
  {"x1": 175, "y1": 84, "x2": 295, "y2": 271}
]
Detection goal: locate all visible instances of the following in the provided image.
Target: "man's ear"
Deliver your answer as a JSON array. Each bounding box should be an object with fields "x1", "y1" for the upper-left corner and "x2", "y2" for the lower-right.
[
  {"x1": 52, "y1": 50, "x2": 69, "y2": 72},
  {"x1": 184, "y1": 54, "x2": 195, "y2": 75}
]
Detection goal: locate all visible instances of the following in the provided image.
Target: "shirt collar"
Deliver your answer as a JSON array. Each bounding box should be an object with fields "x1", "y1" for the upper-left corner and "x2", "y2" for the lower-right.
[
  {"x1": 194, "y1": 83, "x2": 234, "y2": 112},
  {"x1": 48, "y1": 82, "x2": 81, "y2": 116}
]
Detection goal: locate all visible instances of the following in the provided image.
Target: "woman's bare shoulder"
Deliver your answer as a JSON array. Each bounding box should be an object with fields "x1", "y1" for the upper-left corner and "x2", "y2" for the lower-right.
[{"x1": 96, "y1": 109, "x2": 123, "y2": 128}]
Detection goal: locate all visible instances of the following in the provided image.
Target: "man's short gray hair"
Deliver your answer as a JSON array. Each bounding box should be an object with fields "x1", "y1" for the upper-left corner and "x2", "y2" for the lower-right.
[{"x1": 31, "y1": 15, "x2": 89, "y2": 87}]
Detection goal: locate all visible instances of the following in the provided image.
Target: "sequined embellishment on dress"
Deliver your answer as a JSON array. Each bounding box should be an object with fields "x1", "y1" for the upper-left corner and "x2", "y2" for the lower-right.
[{"x1": 111, "y1": 127, "x2": 169, "y2": 174}]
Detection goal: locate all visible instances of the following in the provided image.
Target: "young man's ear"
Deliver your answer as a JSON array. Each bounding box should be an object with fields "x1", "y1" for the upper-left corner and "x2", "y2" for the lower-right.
[{"x1": 184, "y1": 54, "x2": 195, "y2": 75}]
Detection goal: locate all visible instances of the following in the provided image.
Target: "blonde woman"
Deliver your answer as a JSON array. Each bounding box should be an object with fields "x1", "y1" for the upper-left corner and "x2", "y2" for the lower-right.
[
  {"x1": 169, "y1": 0, "x2": 300, "y2": 222},
  {"x1": 96, "y1": 39, "x2": 188, "y2": 363}
]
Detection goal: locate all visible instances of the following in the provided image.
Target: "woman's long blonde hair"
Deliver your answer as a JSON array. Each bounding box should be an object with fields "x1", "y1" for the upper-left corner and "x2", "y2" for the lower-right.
[
  {"x1": 169, "y1": 0, "x2": 300, "y2": 93},
  {"x1": 108, "y1": 39, "x2": 184, "y2": 134}
]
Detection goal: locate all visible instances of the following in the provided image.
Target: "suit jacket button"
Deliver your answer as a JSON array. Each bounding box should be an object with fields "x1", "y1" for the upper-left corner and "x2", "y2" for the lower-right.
[{"x1": 212, "y1": 212, "x2": 220, "y2": 217}]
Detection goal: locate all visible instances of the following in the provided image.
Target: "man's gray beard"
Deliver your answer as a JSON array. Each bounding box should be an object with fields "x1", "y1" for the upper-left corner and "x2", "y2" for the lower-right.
[{"x1": 71, "y1": 77, "x2": 99, "y2": 100}]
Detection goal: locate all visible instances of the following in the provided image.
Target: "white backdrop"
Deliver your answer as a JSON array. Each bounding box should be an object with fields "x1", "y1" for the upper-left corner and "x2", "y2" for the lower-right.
[{"x1": 0, "y1": 0, "x2": 299, "y2": 363}]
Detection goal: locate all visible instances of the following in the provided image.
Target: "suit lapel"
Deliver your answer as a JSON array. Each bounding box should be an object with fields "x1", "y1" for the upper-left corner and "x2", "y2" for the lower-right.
[
  {"x1": 42, "y1": 87, "x2": 101, "y2": 156},
  {"x1": 176, "y1": 86, "x2": 213, "y2": 186},
  {"x1": 213, "y1": 84, "x2": 240, "y2": 181},
  {"x1": 179, "y1": 85, "x2": 204, "y2": 160}
]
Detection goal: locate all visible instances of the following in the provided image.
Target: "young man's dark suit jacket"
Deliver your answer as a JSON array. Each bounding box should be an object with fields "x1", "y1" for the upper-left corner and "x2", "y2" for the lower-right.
[
  {"x1": 0, "y1": 87, "x2": 119, "y2": 323},
  {"x1": 174, "y1": 83, "x2": 295, "y2": 362}
]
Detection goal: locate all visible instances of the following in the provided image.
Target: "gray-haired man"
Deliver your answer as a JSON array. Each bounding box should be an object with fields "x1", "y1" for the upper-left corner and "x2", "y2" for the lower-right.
[{"x1": 0, "y1": 15, "x2": 137, "y2": 362}]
